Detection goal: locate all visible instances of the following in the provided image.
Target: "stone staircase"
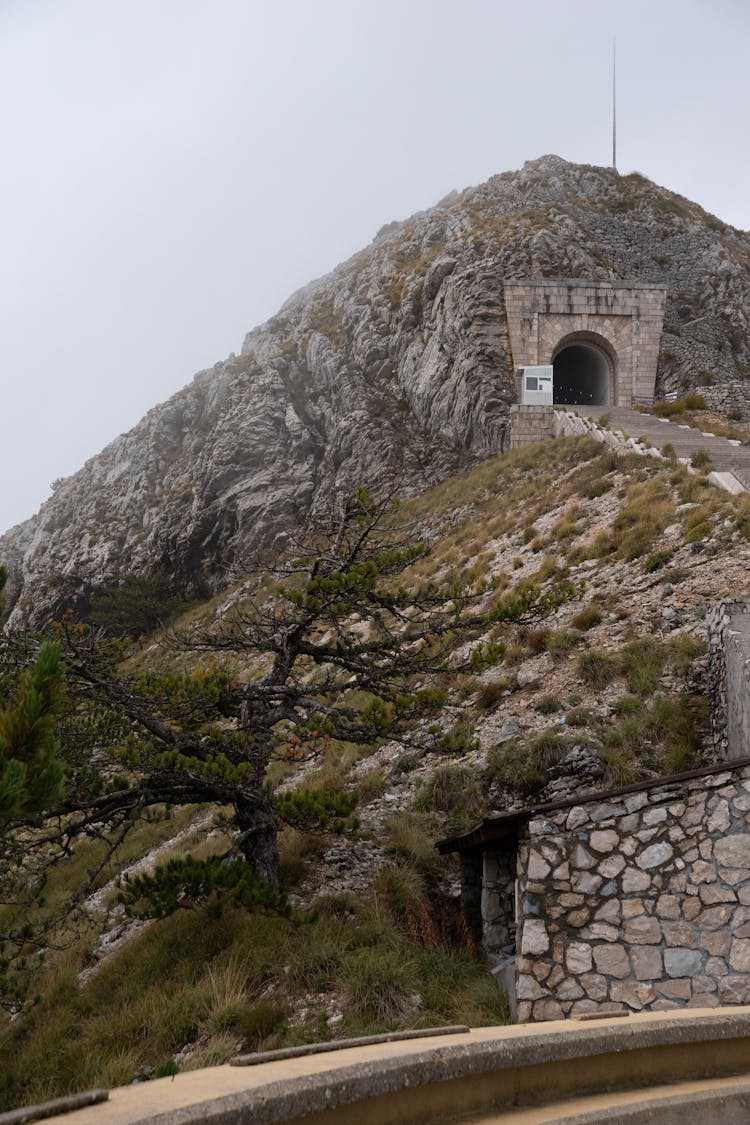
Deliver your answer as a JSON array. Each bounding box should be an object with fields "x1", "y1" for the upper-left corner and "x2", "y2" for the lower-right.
[{"x1": 558, "y1": 404, "x2": 750, "y2": 493}]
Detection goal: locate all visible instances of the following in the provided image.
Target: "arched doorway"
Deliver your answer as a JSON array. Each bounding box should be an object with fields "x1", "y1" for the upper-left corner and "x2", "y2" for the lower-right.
[{"x1": 552, "y1": 335, "x2": 614, "y2": 406}]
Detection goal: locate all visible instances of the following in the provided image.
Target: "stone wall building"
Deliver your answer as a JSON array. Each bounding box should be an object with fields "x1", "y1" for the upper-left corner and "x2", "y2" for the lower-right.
[{"x1": 439, "y1": 758, "x2": 750, "y2": 1023}]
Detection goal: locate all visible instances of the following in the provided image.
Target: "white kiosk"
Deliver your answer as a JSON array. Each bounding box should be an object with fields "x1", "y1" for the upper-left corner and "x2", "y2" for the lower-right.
[{"x1": 519, "y1": 365, "x2": 554, "y2": 405}]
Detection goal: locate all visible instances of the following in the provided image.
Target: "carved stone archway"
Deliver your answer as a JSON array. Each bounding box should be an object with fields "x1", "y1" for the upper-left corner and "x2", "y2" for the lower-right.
[
  {"x1": 504, "y1": 281, "x2": 666, "y2": 408},
  {"x1": 552, "y1": 330, "x2": 616, "y2": 406}
]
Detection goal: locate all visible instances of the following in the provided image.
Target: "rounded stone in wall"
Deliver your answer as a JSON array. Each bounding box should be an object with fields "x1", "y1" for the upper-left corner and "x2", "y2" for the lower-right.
[{"x1": 715, "y1": 835, "x2": 750, "y2": 868}]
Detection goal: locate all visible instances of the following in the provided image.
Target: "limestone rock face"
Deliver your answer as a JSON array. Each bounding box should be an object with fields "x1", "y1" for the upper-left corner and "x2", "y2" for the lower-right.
[{"x1": 3, "y1": 154, "x2": 750, "y2": 623}]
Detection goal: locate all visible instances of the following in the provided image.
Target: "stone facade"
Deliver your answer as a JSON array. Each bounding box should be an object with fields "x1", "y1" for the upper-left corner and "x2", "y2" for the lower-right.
[
  {"x1": 703, "y1": 382, "x2": 750, "y2": 420},
  {"x1": 508, "y1": 405, "x2": 556, "y2": 449},
  {"x1": 510, "y1": 763, "x2": 750, "y2": 1020},
  {"x1": 441, "y1": 757, "x2": 750, "y2": 1023},
  {"x1": 504, "y1": 281, "x2": 666, "y2": 407}
]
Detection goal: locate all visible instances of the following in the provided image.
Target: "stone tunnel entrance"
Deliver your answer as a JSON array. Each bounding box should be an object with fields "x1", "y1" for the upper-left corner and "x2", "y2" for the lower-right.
[
  {"x1": 552, "y1": 342, "x2": 612, "y2": 406},
  {"x1": 504, "y1": 281, "x2": 666, "y2": 409}
]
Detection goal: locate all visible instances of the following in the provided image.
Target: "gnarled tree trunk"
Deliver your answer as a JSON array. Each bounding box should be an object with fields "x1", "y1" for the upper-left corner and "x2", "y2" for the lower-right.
[{"x1": 234, "y1": 793, "x2": 280, "y2": 890}]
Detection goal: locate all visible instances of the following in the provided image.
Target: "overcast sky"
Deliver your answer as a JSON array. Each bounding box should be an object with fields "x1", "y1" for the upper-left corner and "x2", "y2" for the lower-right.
[{"x1": 1, "y1": 0, "x2": 748, "y2": 533}]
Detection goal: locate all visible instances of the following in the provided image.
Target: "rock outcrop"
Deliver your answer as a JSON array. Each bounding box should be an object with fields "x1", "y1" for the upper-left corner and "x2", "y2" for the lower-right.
[{"x1": 3, "y1": 155, "x2": 750, "y2": 624}]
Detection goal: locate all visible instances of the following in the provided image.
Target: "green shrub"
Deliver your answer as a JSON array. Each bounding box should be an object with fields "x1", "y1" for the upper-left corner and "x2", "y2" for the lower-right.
[
  {"x1": 433, "y1": 722, "x2": 480, "y2": 756},
  {"x1": 415, "y1": 765, "x2": 484, "y2": 827},
  {"x1": 384, "y1": 810, "x2": 442, "y2": 877},
  {"x1": 486, "y1": 731, "x2": 565, "y2": 796},
  {"x1": 414, "y1": 687, "x2": 449, "y2": 711},
  {"x1": 286, "y1": 916, "x2": 353, "y2": 988},
  {"x1": 469, "y1": 641, "x2": 506, "y2": 673},
  {"x1": 604, "y1": 717, "x2": 646, "y2": 754},
  {"x1": 690, "y1": 449, "x2": 712, "y2": 470},
  {"x1": 613, "y1": 482, "x2": 675, "y2": 561},
  {"x1": 118, "y1": 856, "x2": 288, "y2": 919},
  {"x1": 597, "y1": 745, "x2": 639, "y2": 785},
  {"x1": 357, "y1": 768, "x2": 388, "y2": 802},
  {"x1": 341, "y1": 947, "x2": 415, "y2": 1024},
  {"x1": 566, "y1": 706, "x2": 594, "y2": 727},
  {"x1": 237, "y1": 1001, "x2": 287, "y2": 1047},
  {"x1": 153, "y1": 1058, "x2": 179, "y2": 1078},
  {"x1": 668, "y1": 634, "x2": 706, "y2": 672},
  {"x1": 653, "y1": 394, "x2": 706, "y2": 417},
  {"x1": 584, "y1": 479, "x2": 614, "y2": 499},
  {"x1": 644, "y1": 549, "x2": 674, "y2": 573},
  {"x1": 374, "y1": 866, "x2": 437, "y2": 944},
  {"x1": 536, "y1": 695, "x2": 562, "y2": 715},
  {"x1": 571, "y1": 605, "x2": 602, "y2": 631},
  {"x1": 612, "y1": 695, "x2": 642, "y2": 717},
  {"x1": 394, "y1": 753, "x2": 420, "y2": 773},
  {"x1": 544, "y1": 629, "x2": 579, "y2": 658},
  {"x1": 476, "y1": 679, "x2": 509, "y2": 709},
  {"x1": 577, "y1": 650, "x2": 618, "y2": 689},
  {"x1": 621, "y1": 638, "x2": 664, "y2": 695},
  {"x1": 664, "y1": 740, "x2": 696, "y2": 773},
  {"x1": 528, "y1": 731, "x2": 567, "y2": 764},
  {"x1": 275, "y1": 788, "x2": 358, "y2": 832},
  {"x1": 485, "y1": 741, "x2": 544, "y2": 796},
  {"x1": 648, "y1": 693, "x2": 705, "y2": 769}
]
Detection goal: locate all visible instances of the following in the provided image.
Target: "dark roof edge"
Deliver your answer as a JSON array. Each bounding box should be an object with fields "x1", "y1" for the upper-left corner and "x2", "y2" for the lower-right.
[{"x1": 437, "y1": 754, "x2": 750, "y2": 855}]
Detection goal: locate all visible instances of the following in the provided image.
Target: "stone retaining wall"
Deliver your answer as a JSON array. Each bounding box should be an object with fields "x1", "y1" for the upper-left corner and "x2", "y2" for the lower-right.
[
  {"x1": 508, "y1": 405, "x2": 556, "y2": 449},
  {"x1": 706, "y1": 603, "x2": 750, "y2": 759},
  {"x1": 515, "y1": 764, "x2": 750, "y2": 1022},
  {"x1": 552, "y1": 409, "x2": 664, "y2": 457},
  {"x1": 703, "y1": 381, "x2": 750, "y2": 420}
]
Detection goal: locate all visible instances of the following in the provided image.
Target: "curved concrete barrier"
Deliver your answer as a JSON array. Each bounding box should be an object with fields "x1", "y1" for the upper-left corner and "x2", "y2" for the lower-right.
[{"x1": 33, "y1": 1007, "x2": 750, "y2": 1125}]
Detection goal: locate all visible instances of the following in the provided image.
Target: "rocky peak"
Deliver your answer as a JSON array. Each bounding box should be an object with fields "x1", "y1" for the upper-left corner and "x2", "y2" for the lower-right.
[{"x1": 3, "y1": 157, "x2": 750, "y2": 626}]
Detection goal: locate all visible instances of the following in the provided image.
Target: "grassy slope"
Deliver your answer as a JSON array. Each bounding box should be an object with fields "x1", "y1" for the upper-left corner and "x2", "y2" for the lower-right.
[{"x1": 3, "y1": 435, "x2": 750, "y2": 1108}]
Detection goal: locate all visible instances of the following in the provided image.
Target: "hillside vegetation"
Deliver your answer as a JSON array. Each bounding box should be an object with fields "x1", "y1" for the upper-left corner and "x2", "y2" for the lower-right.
[{"x1": 2, "y1": 433, "x2": 749, "y2": 1108}]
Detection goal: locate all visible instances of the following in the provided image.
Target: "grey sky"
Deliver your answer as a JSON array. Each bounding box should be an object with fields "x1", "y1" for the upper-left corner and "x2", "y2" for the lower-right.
[{"x1": 1, "y1": 0, "x2": 748, "y2": 533}]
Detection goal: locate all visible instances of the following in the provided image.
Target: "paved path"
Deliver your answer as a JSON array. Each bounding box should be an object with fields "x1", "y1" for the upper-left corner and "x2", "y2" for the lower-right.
[
  {"x1": 29, "y1": 1008, "x2": 750, "y2": 1125},
  {"x1": 558, "y1": 404, "x2": 750, "y2": 490}
]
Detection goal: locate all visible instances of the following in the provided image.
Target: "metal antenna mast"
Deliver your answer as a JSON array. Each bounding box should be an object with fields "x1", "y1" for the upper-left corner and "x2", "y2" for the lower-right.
[{"x1": 612, "y1": 38, "x2": 617, "y2": 171}]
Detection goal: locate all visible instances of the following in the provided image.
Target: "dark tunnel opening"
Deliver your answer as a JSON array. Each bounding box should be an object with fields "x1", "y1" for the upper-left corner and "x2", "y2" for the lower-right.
[{"x1": 553, "y1": 345, "x2": 611, "y2": 406}]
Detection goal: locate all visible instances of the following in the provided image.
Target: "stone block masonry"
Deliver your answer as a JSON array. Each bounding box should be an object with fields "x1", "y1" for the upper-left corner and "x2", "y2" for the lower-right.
[
  {"x1": 707, "y1": 603, "x2": 750, "y2": 759},
  {"x1": 514, "y1": 763, "x2": 750, "y2": 1022},
  {"x1": 504, "y1": 281, "x2": 666, "y2": 408},
  {"x1": 508, "y1": 405, "x2": 556, "y2": 449}
]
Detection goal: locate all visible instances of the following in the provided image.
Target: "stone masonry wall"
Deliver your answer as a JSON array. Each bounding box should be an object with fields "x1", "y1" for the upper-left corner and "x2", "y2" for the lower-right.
[
  {"x1": 514, "y1": 763, "x2": 750, "y2": 1022},
  {"x1": 509, "y1": 405, "x2": 556, "y2": 449},
  {"x1": 481, "y1": 848, "x2": 517, "y2": 965},
  {"x1": 703, "y1": 382, "x2": 750, "y2": 421},
  {"x1": 504, "y1": 281, "x2": 666, "y2": 407},
  {"x1": 706, "y1": 602, "x2": 750, "y2": 759}
]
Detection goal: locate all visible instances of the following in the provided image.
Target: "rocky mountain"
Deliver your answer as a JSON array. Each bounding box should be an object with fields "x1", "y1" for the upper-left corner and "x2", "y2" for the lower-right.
[{"x1": 3, "y1": 154, "x2": 750, "y2": 626}]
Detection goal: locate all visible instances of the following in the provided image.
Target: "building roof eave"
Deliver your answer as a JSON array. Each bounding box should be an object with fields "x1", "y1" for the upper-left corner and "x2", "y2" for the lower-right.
[{"x1": 436, "y1": 754, "x2": 750, "y2": 856}]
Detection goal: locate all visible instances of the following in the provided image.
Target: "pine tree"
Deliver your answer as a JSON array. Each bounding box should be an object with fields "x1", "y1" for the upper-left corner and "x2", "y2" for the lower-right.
[
  {"x1": 0, "y1": 637, "x2": 66, "y2": 825},
  {"x1": 0, "y1": 492, "x2": 574, "y2": 901}
]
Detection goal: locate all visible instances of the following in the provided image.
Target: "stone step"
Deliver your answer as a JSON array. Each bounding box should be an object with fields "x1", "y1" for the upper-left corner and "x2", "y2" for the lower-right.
[{"x1": 556, "y1": 404, "x2": 750, "y2": 487}]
